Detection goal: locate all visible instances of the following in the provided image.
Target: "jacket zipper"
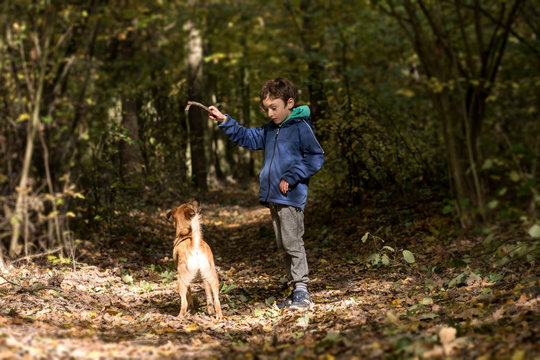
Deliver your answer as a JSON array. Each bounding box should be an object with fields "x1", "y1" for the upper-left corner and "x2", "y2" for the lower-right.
[{"x1": 265, "y1": 127, "x2": 280, "y2": 203}]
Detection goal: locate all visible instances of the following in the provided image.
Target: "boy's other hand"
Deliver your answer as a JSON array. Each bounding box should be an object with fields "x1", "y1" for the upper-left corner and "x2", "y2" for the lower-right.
[
  {"x1": 280, "y1": 179, "x2": 289, "y2": 194},
  {"x1": 208, "y1": 106, "x2": 226, "y2": 123}
]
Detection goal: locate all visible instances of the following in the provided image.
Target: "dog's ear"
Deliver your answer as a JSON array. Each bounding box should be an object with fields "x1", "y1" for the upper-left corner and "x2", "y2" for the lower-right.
[
  {"x1": 160, "y1": 210, "x2": 174, "y2": 224},
  {"x1": 190, "y1": 198, "x2": 201, "y2": 214}
]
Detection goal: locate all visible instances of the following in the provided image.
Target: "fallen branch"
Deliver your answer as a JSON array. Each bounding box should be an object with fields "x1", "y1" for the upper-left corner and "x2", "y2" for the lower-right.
[
  {"x1": 11, "y1": 247, "x2": 62, "y2": 264},
  {"x1": 16, "y1": 282, "x2": 65, "y2": 295},
  {"x1": 0, "y1": 273, "x2": 20, "y2": 288},
  {"x1": 185, "y1": 101, "x2": 211, "y2": 113}
]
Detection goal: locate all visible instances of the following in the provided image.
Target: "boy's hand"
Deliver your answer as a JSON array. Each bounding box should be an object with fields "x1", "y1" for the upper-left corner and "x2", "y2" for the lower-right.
[
  {"x1": 280, "y1": 179, "x2": 289, "y2": 194},
  {"x1": 208, "y1": 106, "x2": 226, "y2": 123}
]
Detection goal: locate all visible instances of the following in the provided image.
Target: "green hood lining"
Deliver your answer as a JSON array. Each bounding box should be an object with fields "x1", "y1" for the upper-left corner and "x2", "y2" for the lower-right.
[{"x1": 279, "y1": 105, "x2": 311, "y2": 127}]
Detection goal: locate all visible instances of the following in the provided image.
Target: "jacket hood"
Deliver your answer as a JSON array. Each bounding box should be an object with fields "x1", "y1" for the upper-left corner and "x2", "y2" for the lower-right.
[{"x1": 279, "y1": 105, "x2": 311, "y2": 127}]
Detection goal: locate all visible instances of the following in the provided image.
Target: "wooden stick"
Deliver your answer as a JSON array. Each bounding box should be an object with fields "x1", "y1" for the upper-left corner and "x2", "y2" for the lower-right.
[
  {"x1": 185, "y1": 101, "x2": 211, "y2": 113},
  {"x1": 11, "y1": 247, "x2": 62, "y2": 264}
]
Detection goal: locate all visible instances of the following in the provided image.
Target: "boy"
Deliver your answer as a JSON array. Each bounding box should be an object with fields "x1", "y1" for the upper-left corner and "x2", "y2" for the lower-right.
[{"x1": 208, "y1": 78, "x2": 324, "y2": 309}]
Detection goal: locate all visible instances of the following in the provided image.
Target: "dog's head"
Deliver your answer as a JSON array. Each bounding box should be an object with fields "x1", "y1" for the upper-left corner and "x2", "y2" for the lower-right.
[{"x1": 166, "y1": 199, "x2": 201, "y2": 236}]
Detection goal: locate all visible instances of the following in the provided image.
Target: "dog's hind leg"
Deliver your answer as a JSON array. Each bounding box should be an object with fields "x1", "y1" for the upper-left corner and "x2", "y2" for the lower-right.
[
  {"x1": 187, "y1": 286, "x2": 195, "y2": 310},
  {"x1": 206, "y1": 272, "x2": 222, "y2": 320},
  {"x1": 203, "y1": 280, "x2": 215, "y2": 315},
  {"x1": 177, "y1": 279, "x2": 191, "y2": 317}
]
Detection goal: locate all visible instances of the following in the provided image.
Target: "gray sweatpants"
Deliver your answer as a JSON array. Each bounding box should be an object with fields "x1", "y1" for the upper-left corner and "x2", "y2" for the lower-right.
[{"x1": 269, "y1": 203, "x2": 309, "y2": 288}]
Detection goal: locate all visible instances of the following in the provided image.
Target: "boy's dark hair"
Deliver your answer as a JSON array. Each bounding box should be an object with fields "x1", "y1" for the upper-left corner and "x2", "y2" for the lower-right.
[{"x1": 260, "y1": 78, "x2": 296, "y2": 109}]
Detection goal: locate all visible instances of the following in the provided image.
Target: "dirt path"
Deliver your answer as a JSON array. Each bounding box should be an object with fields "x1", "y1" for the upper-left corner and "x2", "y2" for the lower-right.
[{"x1": 1, "y1": 187, "x2": 538, "y2": 359}]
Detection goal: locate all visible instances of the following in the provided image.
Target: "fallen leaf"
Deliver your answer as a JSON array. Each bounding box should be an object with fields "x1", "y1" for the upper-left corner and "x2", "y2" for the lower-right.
[
  {"x1": 516, "y1": 293, "x2": 528, "y2": 305},
  {"x1": 492, "y1": 306, "x2": 505, "y2": 321},
  {"x1": 512, "y1": 349, "x2": 526, "y2": 360},
  {"x1": 185, "y1": 323, "x2": 200, "y2": 332},
  {"x1": 439, "y1": 327, "x2": 456, "y2": 355},
  {"x1": 423, "y1": 346, "x2": 444, "y2": 358}
]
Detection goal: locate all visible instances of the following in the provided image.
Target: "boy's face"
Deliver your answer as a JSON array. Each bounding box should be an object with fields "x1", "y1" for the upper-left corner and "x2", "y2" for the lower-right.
[{"x1": 262, "y1": 96, "x2": 294, "y2": 125}]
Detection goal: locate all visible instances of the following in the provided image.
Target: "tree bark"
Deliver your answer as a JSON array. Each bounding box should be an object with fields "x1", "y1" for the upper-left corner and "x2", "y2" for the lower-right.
[
  {"x1": 10, "y1": 18, "x2": 51, "y2": 256},
  {"x1": 203, "y1": 47, "x2": 223, "y2": 187},
  {"x1": 299, "y1": 0, "x2": 328, "y2": 123},
  {"x1": 185, "y1": 19, "x2": 207, "y2": 190},
  {"x1": 119, "y1": 95, "x2": 144, "y2": 188},
  {"x1": 239, "y1": 34, "x2": 254, "y2": 183},
  {"x1": 284, "y1": 0, "x2": 329, "y2": 124}
]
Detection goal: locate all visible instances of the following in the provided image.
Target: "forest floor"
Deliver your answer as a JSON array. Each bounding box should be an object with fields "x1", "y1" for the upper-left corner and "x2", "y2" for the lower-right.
[{"x1": 0, "y1": 185, "x2": 538, "y2": 359}]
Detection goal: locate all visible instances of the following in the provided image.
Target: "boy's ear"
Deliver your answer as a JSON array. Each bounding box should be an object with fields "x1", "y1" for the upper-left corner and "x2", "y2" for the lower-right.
[{"x1": 287, "y1": 97, "x2": 294, "y2": 109}]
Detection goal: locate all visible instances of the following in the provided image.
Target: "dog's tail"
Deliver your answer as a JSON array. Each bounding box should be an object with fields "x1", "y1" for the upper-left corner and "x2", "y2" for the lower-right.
[{"x1": 191, "y1": 213, "x2": 202, "y2": 248}]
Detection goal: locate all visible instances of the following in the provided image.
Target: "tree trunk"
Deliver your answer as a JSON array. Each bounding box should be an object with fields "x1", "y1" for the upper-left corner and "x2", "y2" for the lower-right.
[
  {"x1": 300, "y1": 0, "x2": 328, "y2": 123},
  {"x1": 204, "y1": 45, "x2": 223, "y2": 187},
  {"x1": 185, "y1": 19, "x2": 207, "y2": 190},
  {"x1": 239, "y1": 34, "x2": 254, "y2": 184},
  {"x1": 434, "y1": 94, "x2": 474, "y2": 227},
  {"x1": 119, "y1": 95, "x2": 144, "y2": 189}
]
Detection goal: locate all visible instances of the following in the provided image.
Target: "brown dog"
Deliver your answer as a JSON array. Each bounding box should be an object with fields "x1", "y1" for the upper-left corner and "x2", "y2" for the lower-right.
[{"x1": 166, "y1": 199, "x2": 222, "y2": 320}]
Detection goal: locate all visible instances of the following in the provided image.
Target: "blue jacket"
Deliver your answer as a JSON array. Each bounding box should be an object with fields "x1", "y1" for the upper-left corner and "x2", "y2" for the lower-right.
[{"x1": 218, "y1": 105, "x2": 324, "y2": 211}]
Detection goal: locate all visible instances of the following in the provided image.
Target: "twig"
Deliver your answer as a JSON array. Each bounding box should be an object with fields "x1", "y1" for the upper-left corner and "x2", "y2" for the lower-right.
[
  {"x1": 17, "y1": 283, "x2": 65, "y2": 295},
  {"x1": 11, "y1": 247, "x2": 62, "y2": 264},
  {"x1": 0, "y1": 274, "x2": 20, "y2": 287},
  {"x1": 185, "y1": 101, "x2": 211, "y2": 113}
]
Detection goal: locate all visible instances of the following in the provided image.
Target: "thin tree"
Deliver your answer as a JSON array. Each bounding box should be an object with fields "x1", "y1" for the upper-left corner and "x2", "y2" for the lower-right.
[
  {"x1": 185, "y1": 15, "x2": 207, "y2": 190},
  {"x1": 10, "y1": 5, "x2": 54, "y2": 256}
]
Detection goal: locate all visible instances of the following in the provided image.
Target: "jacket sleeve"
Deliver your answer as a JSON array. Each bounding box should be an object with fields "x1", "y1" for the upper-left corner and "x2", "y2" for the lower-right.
[
  {"x1": 281, "y1": 121, "x2": 324, "y2": 185},
  {"x1": 218, "y1": 115, "x2": 266, "y2": 150}
]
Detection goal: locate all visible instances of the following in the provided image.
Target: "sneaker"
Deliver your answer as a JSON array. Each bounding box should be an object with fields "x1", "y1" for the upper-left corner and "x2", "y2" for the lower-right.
[
  {"x1": 289, "y1": 290, "x2": 312, "y2": 310},
  {"x1": 277, "y1": 293, "x2": 294, "y2": 309}
]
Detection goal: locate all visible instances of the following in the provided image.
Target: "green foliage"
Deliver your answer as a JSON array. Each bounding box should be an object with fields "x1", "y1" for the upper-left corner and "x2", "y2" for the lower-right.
[
  {"x1": 402, "y1": 250, "x2": 415, "y2": 264},
  {"x1": 529, "y1": 225, "x2": 540, "y2": 239},
  {"x1": 317, "y1": 332, "x2": 341, "y2": 350},
  {"x1": 121, "y1": 274, "x2": 134, "y2": 285},
  {"x1": 493, "y1": 240, "x2": 540, "y2": 266},
  {"x1": 361, "y1": 232, "x2": 415, "y2": 267},
  {"x1": 159, "y1": 270, "x2": 176, "y2": 283},
  {"x1": 1, "y1": 0, "x2": 538, "y2": 260},
  {"x1": 220, "y1": 283, "x2": 235, "y2": 294},
  {"x1": 253, "y1": 306, "x2": 280, "y2": 319},
  {"x1": 137, "y1": 280, "x2": 156, "y2": 293},
  {"x1": 47, "y1": 256, "x2": 72, "y2": 265}
]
